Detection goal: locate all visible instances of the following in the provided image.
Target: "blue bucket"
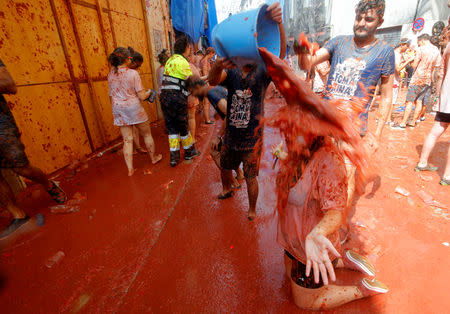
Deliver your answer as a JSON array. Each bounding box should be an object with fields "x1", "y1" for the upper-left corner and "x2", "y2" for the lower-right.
[{"x1": 212, "y1": 4, "x2": 280, "y2": 67}]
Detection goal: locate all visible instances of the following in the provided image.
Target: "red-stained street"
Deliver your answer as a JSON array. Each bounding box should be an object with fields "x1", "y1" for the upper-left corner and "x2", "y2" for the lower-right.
[{"x1": 0, "y1": 98, "x2": 449, "y2": 313}]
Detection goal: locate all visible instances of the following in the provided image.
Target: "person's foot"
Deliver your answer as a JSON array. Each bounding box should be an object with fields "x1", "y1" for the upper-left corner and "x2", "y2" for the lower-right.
[
  {"x1": 231, "y1": 180, "x2": 241, "y2": 190},
  {"x1": 359, "y1": 278, "x2": 389, "y2": 297},
  {"x1": 184, "y1": 147, "x2": 200, "y2": 160},
  {"x1": 235, "y1": 169, "x2": 245, "y2": 181},
  {"x1": 440, "y1": 178, "x2": 450, "y2": 186},
  {"x1": 343, "y1": 250, "x2": 376, "y2": 276},
  {"x1": 406, "y1": 122, "x2": 416, "y2": 128},
  {"x1": 134, "y1": 147, "x2": 147, "y2": 155},
  {"x1": 420, "y1": 116, "x2": 426, "y2": 121},
  {"x1": 390, "y1": 123, "x2": 406, "y2": 130},
  {"x1": 205, "y1": 120, "x2": 215, "y2": 125},
  {"x1": 247, "y1": 209, "x2": 256, "y2": 221},
  {"x1": 128, "y1": 168, "x2": 135, "y2": 177},
  {"x1": 415, "y1": 164, "x2": 438, "y2": 172},
  {"x1": 46, "y1": 181, "x2": 67, "y2": 204},
  {"x1": 0, "y1": 216, "x2": 30, "y2": 239},
  {"x1": 170, "y1": 151, "x2": 180, "y2": 167},
  {"x1": 151, "y1": 154, "x2": 163, "y2": 165},
  {"x1": 218, "y1": 190, "x2": 234, "y2": 200}
]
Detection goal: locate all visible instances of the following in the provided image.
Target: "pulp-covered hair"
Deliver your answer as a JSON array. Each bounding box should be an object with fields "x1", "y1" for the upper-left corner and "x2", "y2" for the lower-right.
[
  {"x1": 108, "y1": 47, "x2": 130, "y2": 73},
  {"x1": 355, "y1": 0, "x2": 385, "y2": 19},
  {"x1": 174, "y1": 36, "x2": 189, "y2": 55},
  {"x1": 185, "y1": 76, "x2": 206, "y2": 90},
  {"x1": 418, "y1": 33, "x2": 431, "y2": 42},
  {"x1": 128, "y1": 46, "x2": 143, "y2": 64},
  {"x1": 158, "y1": 49, "x2": 169, "y2": 65},
  {"x1": 206, "y1": 47, "x2": 215, "y2": 55}
]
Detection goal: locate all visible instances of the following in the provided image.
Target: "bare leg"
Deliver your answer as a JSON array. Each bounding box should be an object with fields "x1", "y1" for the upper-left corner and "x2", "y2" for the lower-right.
[
  {"x1": 291, "y1": 280, "x2": 363, "y2": 310},
  {"x1": 136, "y1": 122, "x2": 162, "y2": 164},
  {"x1": 120, "y1": 126, "x2": 134, "y2": 176},
  {"x1": 246, "y1": 176, "x2": 258, "y2": 220},
  {"x1": 235, "y1": 168, "x2": 244, "y2": 180},
  {"x1": 188, "y1": 107, "x2": 196, "y2": 143},
  {"x1": 132, "y1": 126, "x2": 141, "y2": 151},
  {"x1": 12, "y1": 165, "x2": 51, "y2": 189},
  {"x1": 0, "y1": 174, "x2": 26, "y2": 219},
  {"x1": 410, "y1": 100, "x2": 423, "y2": 126},
  {"x1": 418, "y1": 121, "x2": 448, "y2": 167},
  {"x1": 220, "y1": 169, "x2": 233, "y2": 195},
  {"x1": 400, "y1": 101, "x2": 414, "y2": 127},
  {"x1": 204, "y1": 98, "x2": 212, "y2": 123},
  {"x1": 444, "y1": 141, "x2": 450, "y2": 180}
]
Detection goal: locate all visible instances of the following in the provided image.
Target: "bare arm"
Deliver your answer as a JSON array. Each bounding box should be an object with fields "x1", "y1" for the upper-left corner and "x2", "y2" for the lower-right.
[
  {"x1": 298, "y1": 47, "x2": 331, "y2": 73},
  {"x1": 375, "y1": 74, "x2": 394, "y2": 138},
  {"x1": 0, "y1": 66, "x2": 17, "y2": 94},
  {"x1": 137, "y1": 89, "x2": 151, "y2": 101},
  {"x1": 208, "y1": 58, "x2": 231, "y2": 86}
]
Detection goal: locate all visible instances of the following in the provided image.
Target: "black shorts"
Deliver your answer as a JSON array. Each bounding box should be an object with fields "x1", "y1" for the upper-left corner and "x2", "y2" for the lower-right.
[
  {"x1": 286, "y1": 251, "x2": 338, "y2": 289},
  {"x1": 220, "y1": 146, "x2": 261, "y2": 179},
  {"x1": 435, "y1": 112, "x2": 450, "y2": 123},
  {"x1": 0, "y1": 123, "x2": 29, "y2": 168},
  {"x1": 406, "y1": 84, "x2": 431, "y2": 104}
]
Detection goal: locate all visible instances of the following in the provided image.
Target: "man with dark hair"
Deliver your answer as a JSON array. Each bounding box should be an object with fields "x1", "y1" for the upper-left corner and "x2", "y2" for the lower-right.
[
  {"x1": 395, "y1": 33, "x2": 442, "y2": 128},
  {"x1": 297, "y1": 0, "x2": 395, "y2": 210},
  {"x1": 0, "y1": 58, "x2": 67, "y2": 238},
  {"x1": 161, "y1": 36, "x2": 200, "y2": 166},
  {"x1": 208, "y1": 2, "x2": 286, "y2": 220}
]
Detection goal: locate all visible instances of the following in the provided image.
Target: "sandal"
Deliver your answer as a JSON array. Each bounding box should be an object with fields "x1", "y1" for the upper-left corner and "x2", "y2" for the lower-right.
[
  {"x1": 205, "y1": 120, "x2": 215, "y2": 125},
  {"x1": 390, "y1": 123, "x2": 406, "y2": 130},
  {"x1": 46, "y1": 181, "x2": 67, "y2": 204},
  {"x1": 218, "y1": 190, "x2": 234, "y2": 200},
  {"x1": 231, "y1": 183, "x2": 241, "y2": 190},
  {"x1": 135, "y1": 147, "x2": 148, "y2": 154},
  {"x1": 414, "y1": 165, "x2": 438, "y2": 172},
  {"x1": 440, "y1": 178, "x2": 450, "y2": 186}
]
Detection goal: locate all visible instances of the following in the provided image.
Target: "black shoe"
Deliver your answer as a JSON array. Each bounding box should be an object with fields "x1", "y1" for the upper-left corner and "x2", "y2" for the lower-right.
[
  {"x1": 170, "y1": 151, "x2": 180, "y2": 167},
  {"x1": 47, "y1": 181, "x2": 67, "y2": 204},
  {"x1": 184, "y1": 146, "x2": 200, "y2": 160},
  {"x1": 0, "y1": 216, "x2": 30, "y2": 239}
]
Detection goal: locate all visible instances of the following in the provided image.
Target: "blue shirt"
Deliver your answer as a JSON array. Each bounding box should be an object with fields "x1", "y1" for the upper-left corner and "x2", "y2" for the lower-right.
[{"x1": 324, "y1": 35, "x2": 395, "y2": 131}]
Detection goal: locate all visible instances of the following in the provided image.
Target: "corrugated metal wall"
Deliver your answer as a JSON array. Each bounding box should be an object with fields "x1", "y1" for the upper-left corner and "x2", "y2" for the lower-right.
[{"x1": 0, "y1": 0, "x2": 171, "y2": 173}]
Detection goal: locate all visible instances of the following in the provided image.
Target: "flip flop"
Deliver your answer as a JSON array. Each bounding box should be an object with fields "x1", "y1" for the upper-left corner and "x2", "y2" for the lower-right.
[
  {"x1": 135, "y1": 147, "x2": 148, "y2": 154},
  {"x1": 390, "y1": 123, "x2": 406, "y2": 130},
  {"x1": 440, "y1": 178, "x2": 450, "y2": 186},
  {"x1": 218, "y1": 190, "x2": 234, "y2": 200},
  {"x1": 414, "y1": 165, "x2": 438, "y2": 172}
]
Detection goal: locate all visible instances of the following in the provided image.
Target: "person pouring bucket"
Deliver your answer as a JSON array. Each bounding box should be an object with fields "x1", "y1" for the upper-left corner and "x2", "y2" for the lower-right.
[{"x1": 160, "y1": 36, "x2": 200, "y2": 167}]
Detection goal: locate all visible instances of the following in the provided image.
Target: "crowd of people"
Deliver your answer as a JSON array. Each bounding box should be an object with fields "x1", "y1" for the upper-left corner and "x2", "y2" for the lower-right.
[{"x1": 0, "y1": 0, "x2": 449, "y2": 310}]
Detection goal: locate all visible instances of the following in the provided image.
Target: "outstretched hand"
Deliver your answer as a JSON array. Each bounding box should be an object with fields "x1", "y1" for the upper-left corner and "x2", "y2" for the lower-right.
[
  {"x1": 215, "y1": 57, "x2": 235, "y2": 70},
  {"x1": 305, "y1": 232, "x2": 341, "y2": 285},
  {"x1": 265, "y1": 2, "x2": 283, "y2": 24}
]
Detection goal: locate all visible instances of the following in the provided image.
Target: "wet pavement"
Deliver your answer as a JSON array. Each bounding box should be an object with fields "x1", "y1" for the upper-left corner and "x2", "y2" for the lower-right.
[{"x1": 0, "y1": 99, "x2": 449, "y2": 313}]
